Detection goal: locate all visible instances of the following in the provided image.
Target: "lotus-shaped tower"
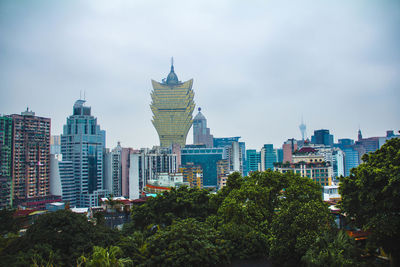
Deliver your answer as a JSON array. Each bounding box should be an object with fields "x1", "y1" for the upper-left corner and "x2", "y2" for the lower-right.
[{"x1": 150, "y1": 59, "x2": 195, "y2": 147}]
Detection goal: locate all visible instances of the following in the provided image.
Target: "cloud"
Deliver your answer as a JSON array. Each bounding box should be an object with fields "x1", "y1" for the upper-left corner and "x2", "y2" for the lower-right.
[{"x1": 0, "y1": 0, "x2": 399, "y2": 149}]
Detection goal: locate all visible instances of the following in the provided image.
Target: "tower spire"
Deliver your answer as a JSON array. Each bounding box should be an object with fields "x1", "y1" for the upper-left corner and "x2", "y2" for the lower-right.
[
  {"x1": 170, "y1": 57, "x2": 174, "y2": 72},
  {"x1": 166, "y1": 57, "x2": 179, "y2": 84}
]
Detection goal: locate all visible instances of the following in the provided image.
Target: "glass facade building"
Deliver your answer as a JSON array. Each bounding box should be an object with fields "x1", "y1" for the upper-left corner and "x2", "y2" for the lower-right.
[
  {"x1": 261, "y1": 144, "x2": 277, "y2": 171},
  {"x1": 246, "y1": 149, "x2": 260, "y2": 174},
  {"x1": 181, "y1": 148, "x2": 223, "y2": 187},
  {"x1": 311, "y1": 129, "x2": 334, "y2": 147},
  {"x1": 61, "y1": 100, "x2": 108, "y2": 207},
  {"x1": 342, "y1": 146, "x2": 360, "y2": 177}
]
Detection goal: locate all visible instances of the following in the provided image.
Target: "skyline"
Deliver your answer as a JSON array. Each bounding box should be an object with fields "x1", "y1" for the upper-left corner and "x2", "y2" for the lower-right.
[{"x1": 1, "y1": 0, "x2": 399, "y2": 149}]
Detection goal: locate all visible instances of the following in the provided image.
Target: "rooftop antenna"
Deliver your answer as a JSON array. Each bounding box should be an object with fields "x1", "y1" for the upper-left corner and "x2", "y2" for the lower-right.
[
  {"x1": 80, "y1": 90, "x2": 82, "y2": 100},
  {"x1": 84, "y1": 90, "x2": 86, "y2": 101},
  {"x1": 171, "y1": 57, "x2": 174, "y2": 67}
]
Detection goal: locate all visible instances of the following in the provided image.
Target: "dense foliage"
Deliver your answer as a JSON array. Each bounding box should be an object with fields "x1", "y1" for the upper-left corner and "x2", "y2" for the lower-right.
[
  {"x1": 340, "y1": 137, "x2": 400, "y2": 265},
  {"x1": 2, "y1": 163, "x2": 384, "y2": 266},
  {"x1": 0, "y1": 210, "x2": 119, "y2": 266}
]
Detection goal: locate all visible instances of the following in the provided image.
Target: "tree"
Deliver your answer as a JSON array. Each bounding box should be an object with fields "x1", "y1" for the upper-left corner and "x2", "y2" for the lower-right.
[
  {"x1": 118, "y1": 231, "x2": 146, "y2": 266},
  {"x1": 0, "y1": 208, "x2": 21, "y2": 236},
  {"x1": 302, "y1": 230, "x2": 360, "y2": 267},
  {"x1": 127, "y1": 186, "x2": 214, "y2": 232},
  {"x1": 210, "y1": 170, "x2": 334, "y2": 264},
  {"x1": 78, "y1": 246, "x2": 132, "y2": 267},
  {"x1": 268, "y1": 197, "x2": 332, "y2": 266},
  {"x1": 340, "y1": 137, "x2": 400, "y2": 265},
  {"x1": 0, "y1": 210, "x2": 119, "y2": 266},
  {"x1": 140, "y1": 218, "x2": 230, "y2": 267}
]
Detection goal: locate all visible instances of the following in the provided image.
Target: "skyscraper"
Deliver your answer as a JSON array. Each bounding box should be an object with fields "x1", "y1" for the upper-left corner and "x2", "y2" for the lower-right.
[
  {"x1": 193, "y1": 107, "x2": 213, "y2": 147},
  {"x1": 311, "y1": 129, "x2": 334, "y2": 147},
  {"x1": 260, "y1": 144, "x2": 277, "y2": 171},
  {"x1": 150, "y1": 59, "x2": 195, "y2": 147},
  {"x1": 9, "y1": 109, "x2": 53, "y2": 207},
  {"x1": 0, "y1": 116, "x2": 13, "y2": 208},
  {"x1": 61, "y1": 100, "x2": 108, "y2": 207},
  {"x1": 246, "y1": 149, "x2": 261, "y2": 174}
]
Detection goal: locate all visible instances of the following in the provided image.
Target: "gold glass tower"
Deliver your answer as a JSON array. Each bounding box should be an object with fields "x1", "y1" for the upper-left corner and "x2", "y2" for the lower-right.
[{"x1": 150, "y1": 59, "x2": 195, "y2": 147}]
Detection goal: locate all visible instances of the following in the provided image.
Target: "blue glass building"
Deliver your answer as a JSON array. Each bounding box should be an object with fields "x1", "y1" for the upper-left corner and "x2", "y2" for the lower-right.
[
  {"x1": 342, "y1": 147, "x2": 360, "y2": 177},
  {"x1": 61, "y1": 100, "x2": 108, "y2": 207},
  {"x1": 262, "y1": 144, "x2": 277, "y2": 170},
  {"x1": 181, "y1": 147, "x2": 223, "y2": 187},
  {"x1": 246, "y1": 149, "x2": 260, "y2": 174},
  {"x1": 311, "y1": 129, "x2": 334, "y2": 147},
  {"x1": 276, "y1": 148, "x2": 284, "y2": 163}
]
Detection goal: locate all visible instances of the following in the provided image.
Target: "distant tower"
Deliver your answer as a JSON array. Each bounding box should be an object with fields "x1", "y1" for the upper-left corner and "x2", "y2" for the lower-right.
[
  {"x1": 299, "y1": 117, "x2": 307, "y2": 140},
  {"x1": 150, "y1": 58, "x2": 195, "y2": 147},
  {"x1": 193, "y1": 107, "x2": 213, "y2": 147},
  {"x1": 358, "y1": 129, "x2": 363, "y2": 141}
]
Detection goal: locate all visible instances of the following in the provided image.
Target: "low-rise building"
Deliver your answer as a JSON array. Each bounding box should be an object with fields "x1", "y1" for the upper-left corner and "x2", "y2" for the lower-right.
[{"x1": 274, "y1": 161, "x2": 332, "y2": 187}]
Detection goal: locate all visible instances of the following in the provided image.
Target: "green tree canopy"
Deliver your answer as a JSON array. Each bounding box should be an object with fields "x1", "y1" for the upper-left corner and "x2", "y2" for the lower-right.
[
  {"x1": 127, "y1": 186, "x2": 214, "y2": 232},
  {"x1": 302, "y1": 230, "x2": 360, "y2": 267},
  {"x1": 1, "y1": 210, "x2": 119, "y2": 266},
  {"x1": 141, "y1": 218, "x2": 230, "y2": 267},
  {"x1": 340, "y1": 137, "x2": 400, "y2": 264},
  {"x1": 213, "y1": 170, "x2": 333, "y2": 264}
]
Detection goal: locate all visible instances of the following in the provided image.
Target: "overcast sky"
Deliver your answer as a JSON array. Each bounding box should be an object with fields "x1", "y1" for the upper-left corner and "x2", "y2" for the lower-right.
[{"x1": 1, "y1": 0, "x2": 399, "y2": 149}]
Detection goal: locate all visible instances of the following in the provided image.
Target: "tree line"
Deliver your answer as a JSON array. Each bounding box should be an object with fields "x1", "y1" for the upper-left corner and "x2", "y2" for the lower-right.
[{"x1": 0, "y1": 137, "x2": 399, "y2": 266}]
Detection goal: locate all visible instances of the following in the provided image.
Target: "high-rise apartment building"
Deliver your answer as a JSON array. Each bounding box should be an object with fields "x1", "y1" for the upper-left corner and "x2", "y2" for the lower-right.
[
  {"x1": 213, "y1": 137, "x2": 245, "y2": 176},
  {"x1": 126, "y1": 147, "x2": 178, "y2": 199},
  {"x1": 193, "y1": 107, "x2": 213, "y2": 148},
  {"x1": 150, "y1": 60, "x2": 195, "y2": 147},
  {"x1": 104, "y1": 143, "x2": 122, "y2": 197},
  {"x1": 9, "y1": 109, "x2": 51, "y2": 205},
  {"x1": 228, "y1": 141, "x2": 242, "y2": 174},
  {"x1": 217, "y1": 159, "x2": 230, "y2": 189},
  {"x1": 179, "y1": 163, "x2": 203, "y2": 189},
  {"x1": 0, "y1": 116, "x2": 13, "y2": 208},
  {"x1": 61, "y1": 100, "x2": 108, "y2": 207}
]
